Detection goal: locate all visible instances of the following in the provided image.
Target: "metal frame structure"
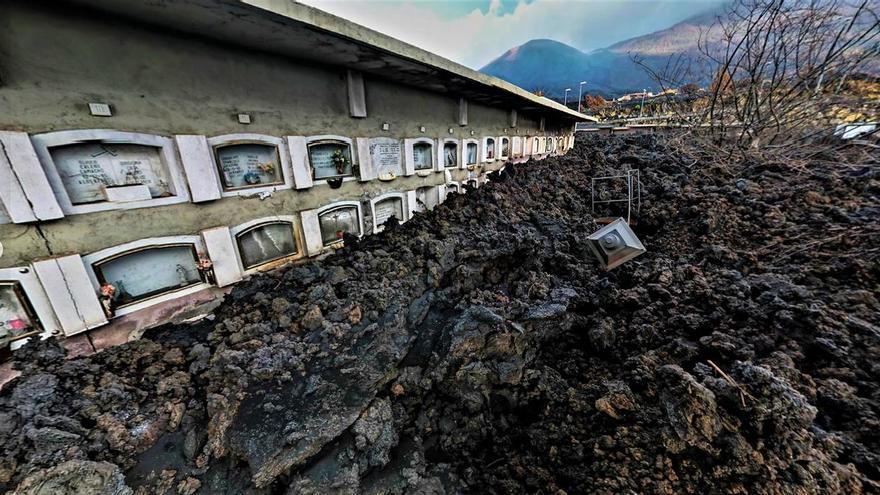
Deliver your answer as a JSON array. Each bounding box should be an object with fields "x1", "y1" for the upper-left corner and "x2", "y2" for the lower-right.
[{"x1": 591, "y1": 169, "x2": 641, "y2": 224}]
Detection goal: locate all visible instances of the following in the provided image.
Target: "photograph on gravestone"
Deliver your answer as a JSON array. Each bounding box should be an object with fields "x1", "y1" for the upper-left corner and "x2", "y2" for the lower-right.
[
  {"x1": 466, "y1": 142, "x2": 478, "y2": 165},
  {"x1": 50, "y1": 143, "x2": 173, "y2": 204},
  {"x1": 0, "y1": 282, "x2": 40, "y2": 344},
  {"x1": 309, "y1": 141, "x2": 353, "y2": 179},
  {"x1": 369, "y1": 138, "x2": 403, "y2": 177},
  {"x1": 413, "y1": 142, "x2": 433, "y2": 170},
  {"x1": 319, "y1": 206, "x2": 361, "y2": 245},
  {"x1": 94, "y1": 245, "x2": 201, "y2": 306},
  {"x1": 373, "y1": 197, "x2": 404, "y2": 230},
  {"x1": 485, "y1": 138, "x2": 495, "y2": 159},
  {"x1": 215, "y1": 143, "x2": 283, "y2": 190},
  {"x1": 236, "y1": 222, "x2": 298, "y2": 269},
  {"x1": 444, "y1": 142, "x2": 458, "y2": 167}
]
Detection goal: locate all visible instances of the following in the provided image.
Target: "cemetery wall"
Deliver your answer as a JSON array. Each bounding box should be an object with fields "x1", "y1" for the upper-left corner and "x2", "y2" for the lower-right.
[{"x1": 0, "y1": 0, "x2": 581, "y2": 354}]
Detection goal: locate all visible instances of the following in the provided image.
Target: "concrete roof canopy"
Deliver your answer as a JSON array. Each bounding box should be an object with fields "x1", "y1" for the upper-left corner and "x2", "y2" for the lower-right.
[{"x1": 59, "y1": 0, "x2": 595, "y2": 123}]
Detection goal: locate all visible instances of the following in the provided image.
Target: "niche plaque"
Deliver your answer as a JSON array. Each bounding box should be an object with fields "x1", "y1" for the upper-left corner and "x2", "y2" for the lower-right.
[
  {"x1": 369, "y1": 138, "x2": 403, "y2": 177},
  {"x1": 373, "y1": 197, "x2": 404, "y2": 228},
  {"x1": 215, "y1": 143, "x2": 282, "y2": 189},
  {"x1": 309, "y1": 142, "x2": 353, "y2": 179},
  {"x1": 51, "y1": 143, "x2": 172, "y2": 204}
]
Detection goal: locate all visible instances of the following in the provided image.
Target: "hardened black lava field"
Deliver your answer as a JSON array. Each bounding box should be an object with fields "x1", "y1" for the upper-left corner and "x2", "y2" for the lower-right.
[{"x1": 2, "y1": 134, "x2": 878, "y2": 494}]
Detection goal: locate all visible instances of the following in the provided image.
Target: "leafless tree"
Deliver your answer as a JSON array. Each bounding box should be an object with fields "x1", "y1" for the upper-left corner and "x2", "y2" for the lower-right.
[{"x1": 635, "y1": 0, "x2": 880, "y2": 151}]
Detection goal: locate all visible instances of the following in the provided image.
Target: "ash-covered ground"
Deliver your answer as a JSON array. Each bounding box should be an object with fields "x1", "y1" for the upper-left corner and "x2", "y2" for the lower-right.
[{"x1": 1, "y1": 134, "x2": 878, "y2": 494}]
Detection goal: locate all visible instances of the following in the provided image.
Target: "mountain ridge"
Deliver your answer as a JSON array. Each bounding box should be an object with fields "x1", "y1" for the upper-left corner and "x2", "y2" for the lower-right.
[{"x1": 480, "y1": 8, "x2": 723, "y2": 98}]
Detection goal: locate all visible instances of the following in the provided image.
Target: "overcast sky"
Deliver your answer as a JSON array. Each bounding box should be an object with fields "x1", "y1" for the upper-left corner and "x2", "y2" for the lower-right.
[{"x1": 301, "y1": 0, "x2": 727, "y2": 69}]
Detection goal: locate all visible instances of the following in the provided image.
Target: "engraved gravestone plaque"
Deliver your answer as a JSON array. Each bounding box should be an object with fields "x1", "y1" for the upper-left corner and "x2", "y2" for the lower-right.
[
  {"x1": 50, "y1": 143, "x2": 171, "y2": 204},
  {"x1": 369, "y1": 138, "x2": 403, "y2": 177}
]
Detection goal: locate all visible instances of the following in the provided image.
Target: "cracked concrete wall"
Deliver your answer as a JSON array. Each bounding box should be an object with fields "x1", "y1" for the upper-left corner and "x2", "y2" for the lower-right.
[{"x1": 0, "y1": 1, "x2": 570, "y2": 269}]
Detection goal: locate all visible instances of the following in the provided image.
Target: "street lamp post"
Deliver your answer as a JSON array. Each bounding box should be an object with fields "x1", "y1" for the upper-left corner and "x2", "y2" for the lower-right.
[
  {"x1": 639, "y1": 88, "x2": 647, "y2": 118},
  {"x1": 577, "y1": 81, "x2": 587, "y2": 113},
  {"x1": 564, "y1": 88, "x2": 571, "y2": 107}
]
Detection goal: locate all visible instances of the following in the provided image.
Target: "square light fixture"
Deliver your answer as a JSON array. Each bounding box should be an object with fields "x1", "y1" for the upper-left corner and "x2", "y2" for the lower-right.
[{"x1": 586, "y1": 218, "x2": 646, "y2": 270}]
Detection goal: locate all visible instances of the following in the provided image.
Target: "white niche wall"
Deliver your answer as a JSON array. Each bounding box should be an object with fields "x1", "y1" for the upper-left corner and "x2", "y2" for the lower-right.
[{"x1": 30, "y1": 130, "x2": 191, "y2": 215}]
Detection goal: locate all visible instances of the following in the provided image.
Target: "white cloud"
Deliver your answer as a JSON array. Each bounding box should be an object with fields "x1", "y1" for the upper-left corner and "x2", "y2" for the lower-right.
[{"x1": 301, "y1": 0, "x2": 723, "y2": 69}]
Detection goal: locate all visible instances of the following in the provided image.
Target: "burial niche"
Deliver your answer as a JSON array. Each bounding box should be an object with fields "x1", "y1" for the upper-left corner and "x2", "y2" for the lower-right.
[
  {"x1": 485, "y1": 138, "x2": 495, "y2": 160},
  {"x1": 94, "y1": 245, "x2": 202, "y2": 307},
  {"x1": 0, "y1": 282, "x2": 40, "y2": 345},
  {"x1": 466, "y1": 143, "x2": 478, "y2": 165},
  {"x1": 319, "y1": 206, "x2": 361, "y2": 245},
  {"x1": 373, "y1": 196, "x2": 404, "y2": 231},
  {"x1": 443, "y1": 142, "x2": 458, "y2": 168},
  {"x1": 309, "y1": 140, "x2": 354, "y2": 180},
  {"x1": 416, "y1": 186, "x2": 440, "y2": 211},
  {"x1": 413, "y1": 142, "x2": 433, "y2": 171},
  {"x1": 214, "y1": 143, "x2": 283, "y2": 190},
  {"x1": 50, "y1": 143, "x2": 173, "y2": 204},
  {"x1": 501, "y1": 137, "x2": 510, "y2": 158},
  {"x1": 236, "y1": 222, "x2": 298, "y2": 269}
]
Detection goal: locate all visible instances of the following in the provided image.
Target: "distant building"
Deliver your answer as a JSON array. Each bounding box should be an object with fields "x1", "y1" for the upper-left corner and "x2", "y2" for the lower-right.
[
  {"x1": 0, "y1": 0, "x2": 591, "y2": 358},
  {"x1": 614, "y1": 91, "x2": 654, "y2": 103}
]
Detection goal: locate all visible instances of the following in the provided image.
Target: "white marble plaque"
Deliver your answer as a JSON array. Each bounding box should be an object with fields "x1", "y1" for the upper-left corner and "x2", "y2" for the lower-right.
[
  {"x1": 50, "y1": 143, "x2": 172, "y2": 205},
  {"x1": 369, "y1": 138, "x2": 403, "y2": 177}
]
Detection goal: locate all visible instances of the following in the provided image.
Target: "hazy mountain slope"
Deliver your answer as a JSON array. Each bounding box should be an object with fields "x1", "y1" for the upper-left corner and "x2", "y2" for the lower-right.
[{"x1": 480, "y1": 9, "x2": 723, "y2": 98}]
